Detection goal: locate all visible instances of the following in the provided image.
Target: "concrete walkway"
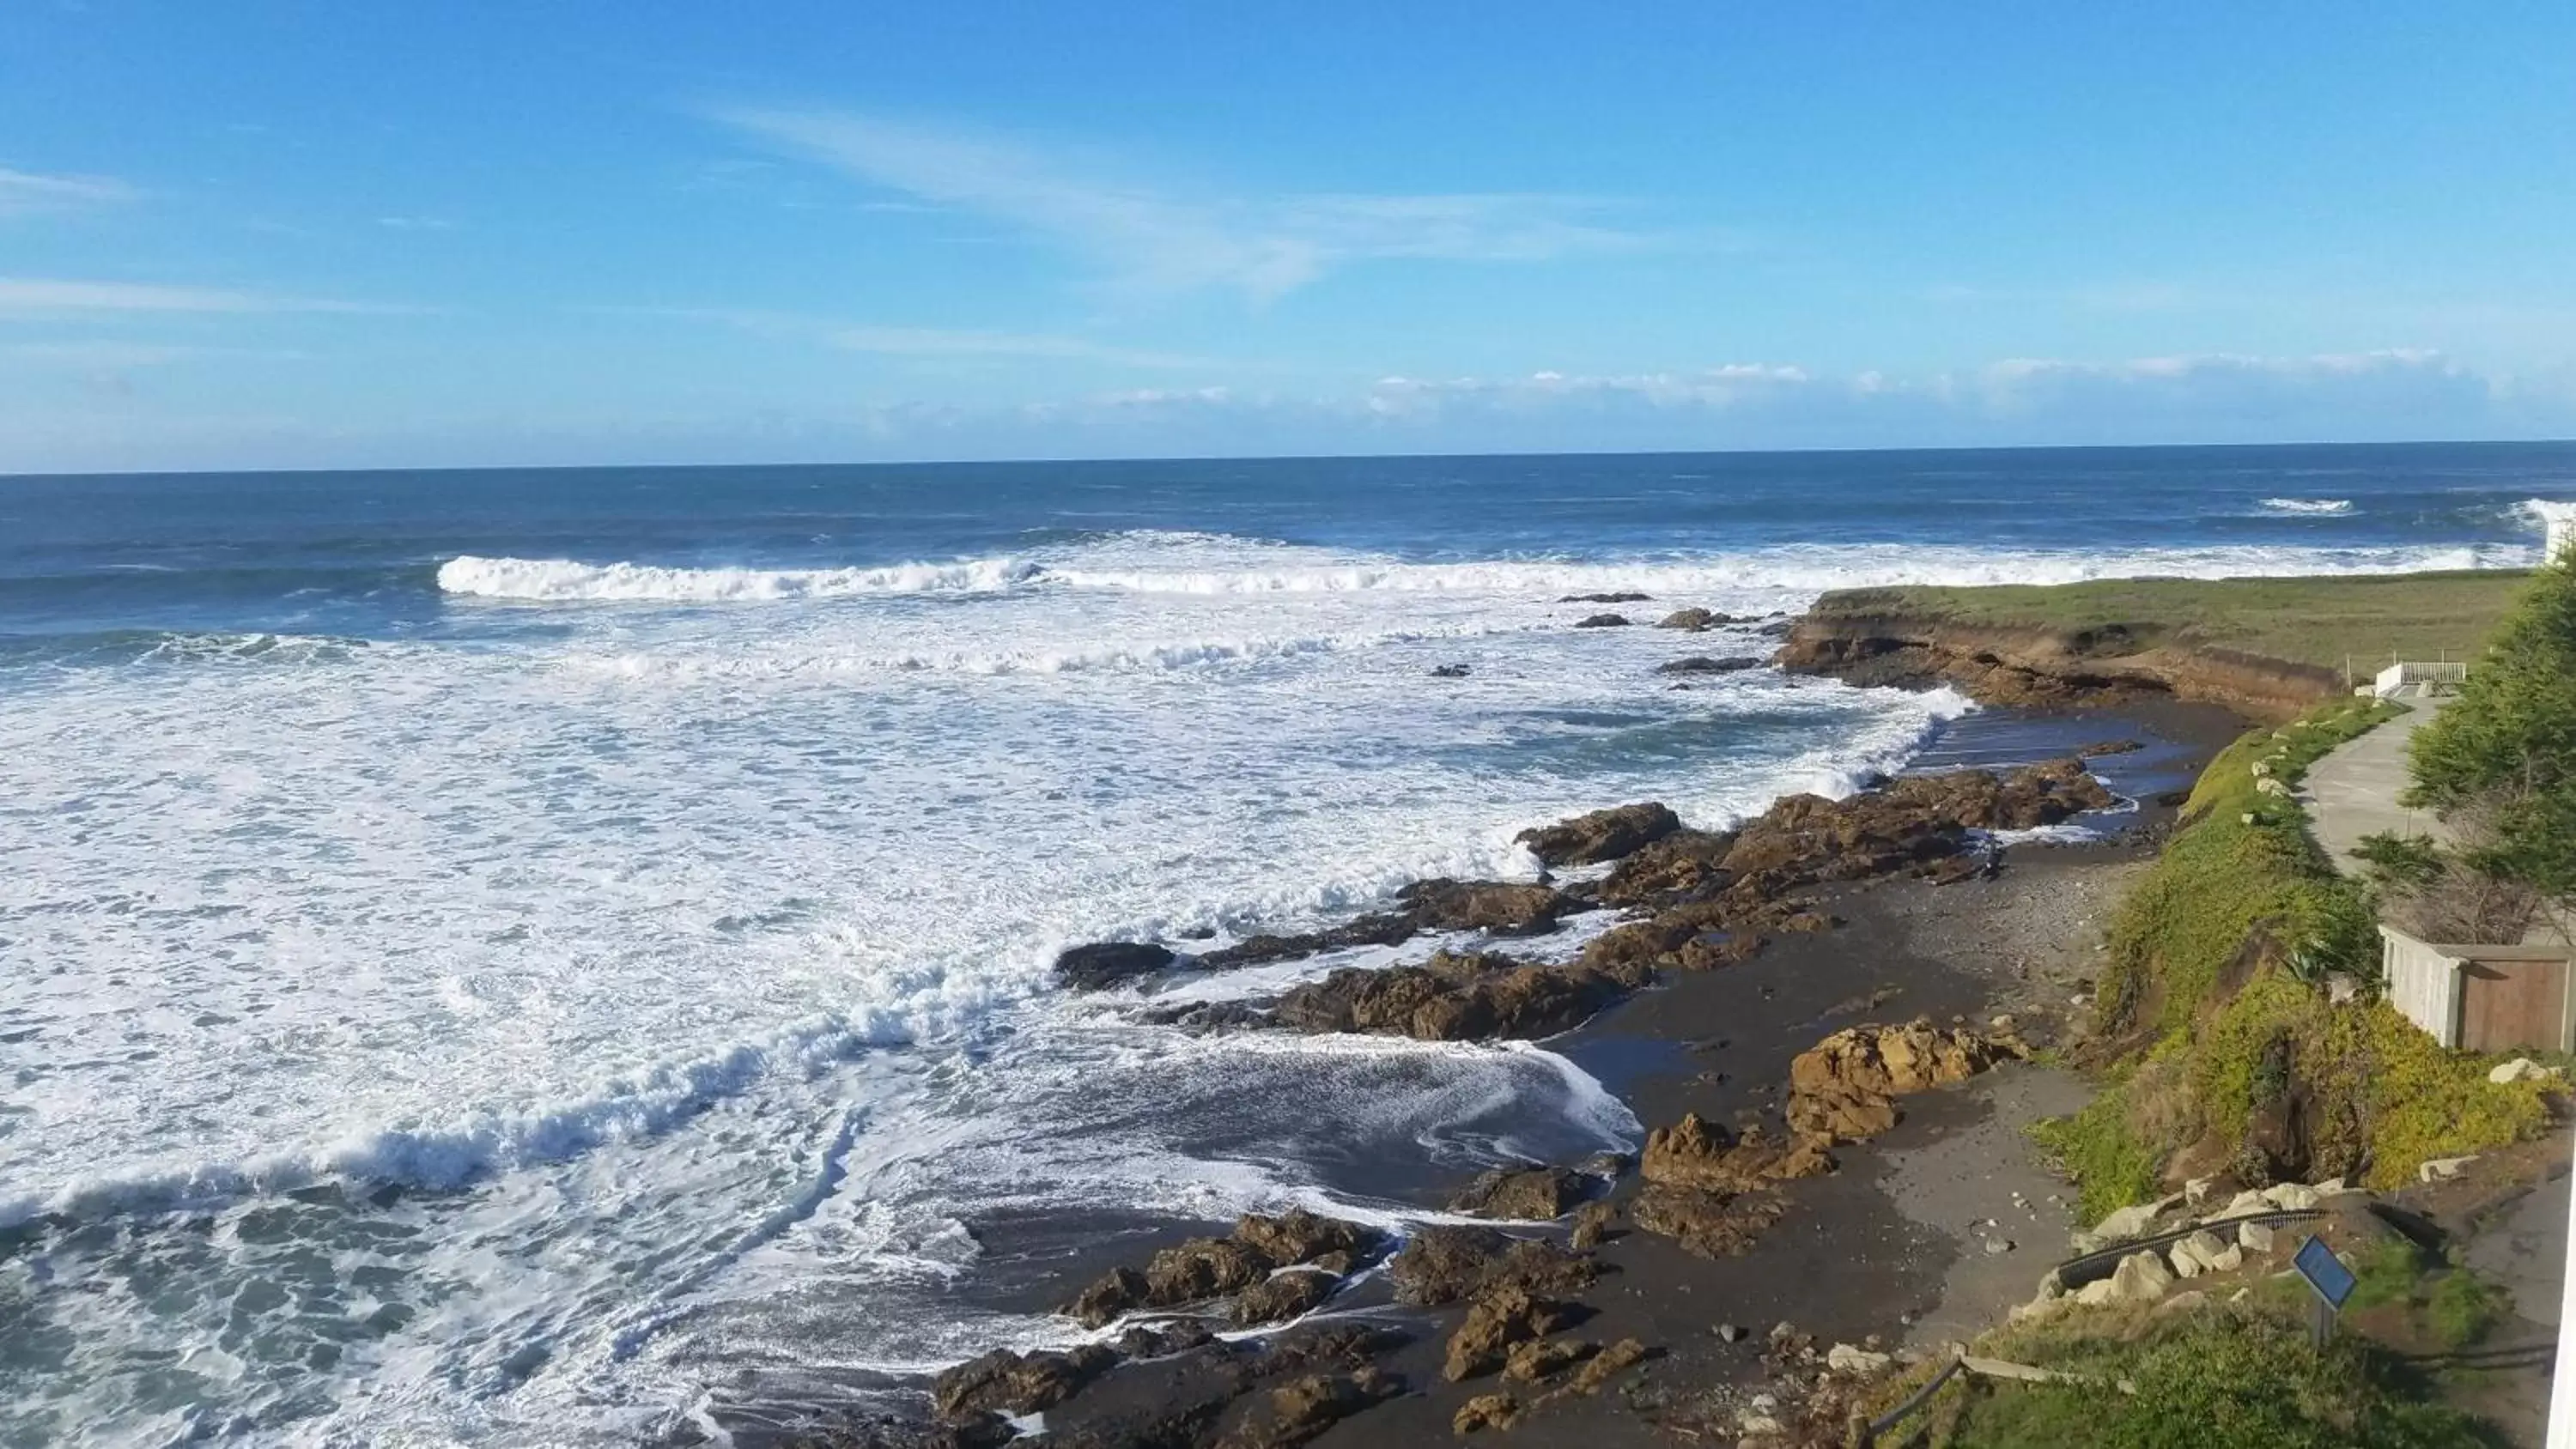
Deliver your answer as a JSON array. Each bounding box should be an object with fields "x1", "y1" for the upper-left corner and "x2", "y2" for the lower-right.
[{"x1": 2300, "y1": 696, "x2": 2450, "y2": 874}]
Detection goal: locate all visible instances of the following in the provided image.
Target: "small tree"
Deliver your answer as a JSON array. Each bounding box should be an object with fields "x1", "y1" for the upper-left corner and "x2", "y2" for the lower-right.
[{"x1": 2406, "y1": 553, "x2": 2576, "y2": 907}]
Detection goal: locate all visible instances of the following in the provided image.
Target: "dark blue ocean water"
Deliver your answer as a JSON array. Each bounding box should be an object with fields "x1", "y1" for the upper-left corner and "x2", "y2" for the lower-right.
[{"x1": 3, "y1": 441, "x2": 2567, "y2": 646}]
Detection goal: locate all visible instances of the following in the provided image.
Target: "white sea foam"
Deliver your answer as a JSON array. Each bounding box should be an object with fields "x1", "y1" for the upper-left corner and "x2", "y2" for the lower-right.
[
  {"x1": 438, "y1": 536, "x2": 2526, "y2": 606},
  {"x1": 2257, "y1": 496, "x2": 2354, "y2": 514},
  {"x1": 7, "y1": 520, "x2": 2520, "y2": 1446}
]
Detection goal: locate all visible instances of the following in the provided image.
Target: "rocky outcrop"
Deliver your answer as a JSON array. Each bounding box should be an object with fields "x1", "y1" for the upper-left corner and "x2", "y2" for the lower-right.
[
  {"x1": 1064, "y1": 1210, "x2": 1383, "y2": 1327},
  {"x1": 1447, "y1": 1165, "x2": 1592, "y2": 1221},
  {"x1": 1515, "y1": 802, "x2": 1680, "y2": 865},
  {"x1": 1785, "y1": 1019, "x2": 2027, "y2": 1145},
  {"x1": 1055, "y1": 941, "x2": 1178, "y2": 991},
  {"x1": 934, "y1": 1344, "x2": 1120, "y2": 1418},
  {"x1": 1271, "y1": 949, "x2": 1648, "y2": 1042},
  {"x1": 1598, "y1": 828, "x2": 1738, "y2": 906},
  {"x1": 1629, "y1": 1182, "x2": 1789, "y2": 1258},
  {"x1": 1777, "y1": 596, "x2": 2342, "y2": 721},
  {"x1": 1443, "y1": 1285, "x2": 1576, "y2": 1381},
  {"x1": 1196, "y1": 879, "x2": 1574, "y2": 973},
  {"x1": 1234, "y1": 1270, "x2": 1340, "y2": 1326},
  {"x1": 1011, "y1": 1325, "x2": 1408, "y2": 1449},
  {"x1": 1656, "y1": 608, "x2": 1720, "y2": 631},
  {"x1": 1572, "y1": 613, "x2": 1631, "y2": 628},
  {"x1": 1624, "y1": 1114, "x2": 1832, "y2": 1259},
  {"x1": 1559, "y1": 591, "x2": 1651, "y2": 603},
  {"x1": 1388, "y1": 1227, "x2": 1599, "y2": 1307}
]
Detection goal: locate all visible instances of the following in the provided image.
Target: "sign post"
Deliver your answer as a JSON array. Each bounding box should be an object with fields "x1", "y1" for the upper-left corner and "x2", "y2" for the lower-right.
[{"x1": 2291, "y1": 1234, "x2": 2358, "y2": 1349}]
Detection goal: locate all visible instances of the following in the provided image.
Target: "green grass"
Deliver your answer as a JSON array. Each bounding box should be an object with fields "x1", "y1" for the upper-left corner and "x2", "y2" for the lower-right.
[
  {"x1": 1810, "y1": 571, "x2": 2529, "y2": 676},
  {"x1": 1894, "y1": 1302, "x2": 2500, "y2": 1448},
  {"x1": 2032, "y1": 697, "x2": 2557, "y2": 1213}
]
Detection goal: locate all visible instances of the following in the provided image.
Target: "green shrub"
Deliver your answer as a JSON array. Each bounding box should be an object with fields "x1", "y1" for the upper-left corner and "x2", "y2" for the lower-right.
[{"x1": 1923, "y1": 1305, "x2": 2496, "y2": 1447}]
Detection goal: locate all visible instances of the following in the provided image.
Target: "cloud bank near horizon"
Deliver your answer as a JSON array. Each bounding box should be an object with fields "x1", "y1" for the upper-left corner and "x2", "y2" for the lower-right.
[{"x1": 6, "y1": 347, "x2": 2568, "y2": 474}]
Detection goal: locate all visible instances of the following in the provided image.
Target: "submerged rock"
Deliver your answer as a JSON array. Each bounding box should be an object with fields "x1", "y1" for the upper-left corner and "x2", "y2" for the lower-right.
[
  {"x1": 1656, "y1": 607, "x2": 1718, "y2": 631},
  {"x1": 1430, "y1": 663, "x2": 1472, "y2": 678},
  {"x1": 1656, "y1": 655, "x2": 1762, "y2": 675},
  {"x1": 1558, "y1": 591, "x2": 1652, "y2": 603},
  {"x1": 1571, "y1": 613, "x2": 1631, "y2": 628},
  {"x1": 1515, "y1": 801, "x2": 1681, "y2": 865}
]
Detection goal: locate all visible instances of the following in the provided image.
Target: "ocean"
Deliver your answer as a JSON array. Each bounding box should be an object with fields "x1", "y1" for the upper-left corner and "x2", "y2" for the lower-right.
[{"x1": 1, "y1": 442, "x2": 2568, "y2": 1446}]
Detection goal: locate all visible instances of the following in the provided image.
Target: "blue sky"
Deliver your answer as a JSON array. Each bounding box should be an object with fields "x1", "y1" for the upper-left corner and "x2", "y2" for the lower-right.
[{"x1": 3, "y1": 1, "x2": 2572, "y2": 471}]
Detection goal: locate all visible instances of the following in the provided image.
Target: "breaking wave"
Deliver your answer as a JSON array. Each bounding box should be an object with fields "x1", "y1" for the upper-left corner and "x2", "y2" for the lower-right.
[
  {"x1": 2258, "y1": 497, "x2": 2354, "y2": 514},
  {"x1": 438, "y1": 538, "x2": 2525, "y2": 606}
]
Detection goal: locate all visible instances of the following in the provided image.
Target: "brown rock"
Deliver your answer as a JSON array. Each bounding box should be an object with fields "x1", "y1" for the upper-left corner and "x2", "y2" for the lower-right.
[
  {"x1": 1598, "y1": 828, "x2": 1738, "y2": 906},
  {"x1": 1233, "y1": 1208, "x2": 1377, "y2": 1267},
  {"x1": 1065, "y1": 1265, "x2": 1151, "y2": 1328},
  {"x1": 1454, "y1": 1392, "x2": 1521, "y2": 1434},
  {"x1": 1783, "y1": 1017, "x2": 2026, "y2": 1145},
  {"x1": 1271, "y1": 950, "x2": 1636, "y2": 1043},
  {"x1": 1448, "y1": 1165, "x2": 1590, "y2": 1220},
  {"x1": 932, "y1": 1343, "x2": 1119, "y2": 1418},
  {"x1": 1234, "y1": 1269, "x2": 1339, "y2": 1326},
  {"x1": 1515, "y1": 802, "x2": 1681, "y2": 865},
  {"x1": 1656, "y1": 608, "x2": 1716, "y2": 631},
  {"x1": 1219, "y1": 1367, "x2": 1402, "y2": 1449},
  {"x1": 1443, "y1": 1285, "x2": 1575, "y2": 1381},
  {"x1": 1571, "y1": 613, "x2": 1631, "y2": 628},
  {"x1": 1503, "y1": 1336, "x2": 1597, "y2": 1383},
  {"x1": 1144, "y1": 1236, "x2": 1275, "y2": 1304},
  {"x1": 1629, "y1": 1181, "x2": 1787, "y2": 1258},
  {"x1": 1554, "y1": 1337, "x2": 1648, "y2": 1397},
  {"x1": 1388, "y1": 1227, "x2": 1597, "y2": 1306},
  {"x1": 1399, "y1": 879, "x2": 1569, "y2": 935},
  {"x1": 1641, "y1": 1113, "x2": 1833, "y2": 1192},
  {"x1": 1568, "y1": 1199, "x2": 1619, "y2": 1250}
]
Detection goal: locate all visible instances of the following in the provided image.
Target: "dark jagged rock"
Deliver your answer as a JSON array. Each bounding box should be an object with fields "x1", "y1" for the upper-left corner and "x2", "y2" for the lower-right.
[
  {"x1": 1656, "y1": 654, "x2": 1763, "y2": 675},
  {"x1": 933, "y1": 1343, "x2": 1120, "y2": 1418},
  {"x1": 2076, "y1": 737, "x2": 2145, "y2": 756},
  {"x1": 1387, "y1": 1227, "x2": 1599, "y2": 1307},
  {"x1": 1430, "y1": 663, "x2": 1471, "y2": 678},
  {"x1": 1232, "y1": 1269, "x2": 1337, "y2": 1326},
  {"x1": 1598, "y1": 828, "x2": 1737, "y2": 906},
  {"x1": 1117, "y1": 1320, "x2": 1220, "y2": 1358},
  {"x1": 1446, "y1": 1165, "x2": 1591, "y2": 1221},
  {"x1": 1055, "y1": 942, "x2": 1177, "y2": 991},
  {"x1": 1065, "y1": 1211, "x2": 1382, "y2": 1328},
  {"x1": 1269, "y1": 949, "x2": 1643, "y2": 1042},
  {"x1": 1640, "y1": 1113, "x2": 1834, "y2": 1193},
  {"x1": 1396, "y1": 879, "x2": 1569, "y2": 935},
  {"x1": 1197, "y1": 912, "x2": 1419, "y2": 970},
  {"x1": 1558, "y1": 591, "x2": 1652, "y2": 603},
  {"x1": 1571, "y1": 613, "x2": 1631, "y2": 628},
  {"x1": 1515, "y1": 801, "x2": 1681, "y2": 866},
  {"x1": 1233, "y1": 1208, "x2": 1378, "y2": 1266},
  {"x1": 1656, "y1": 607, "x2": 1716, "y2": 631}
]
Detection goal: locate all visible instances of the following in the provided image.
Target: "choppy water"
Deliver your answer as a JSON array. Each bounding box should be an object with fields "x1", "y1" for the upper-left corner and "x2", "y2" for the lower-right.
[{"x1": 2, "y1": 444, "x2": 2568, "y2": 1446}]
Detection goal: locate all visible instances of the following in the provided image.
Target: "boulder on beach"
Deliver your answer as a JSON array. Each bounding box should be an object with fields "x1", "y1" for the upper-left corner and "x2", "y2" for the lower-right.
[
  {"x1": 933, "y1": 1343, "x2": 1120, "y2": 1418},
  {"x1": 1598, "y1": 828, "x2": 1737, "y2": 905},
  {"x1": 1234, "y1": 1268, "x2": 1340, "y2": 1325},
  {"x1": 1054, "y1": 941, "x2": 1177, "y2": 991},
  {"x1": 1443, "y1": 1285, "x2": 1574, "y2": 1381},
  {"x1": 1628, "y1": 1180, "x2": 1788, "y2": 1258},
  {"x1": 1515, "y1": 801, "x2": 1681, "y2": 865},
  {"x1": 1640, "y1": 1113, "x2": 1834, "y2": 1193},
  {"x1": 1061, "y1": 1209, "x2": 1384, "y2": 1327},
  {"x1": 1785, "y1": 1018, "x2": 2026, "y2": 1145},
  {"x1": 1388, "y1": 1226, "x2": 1598, "y2": 1307},
  {"x1": 1270, "y1": 949, "x2": 1643, "y2": 1042}
]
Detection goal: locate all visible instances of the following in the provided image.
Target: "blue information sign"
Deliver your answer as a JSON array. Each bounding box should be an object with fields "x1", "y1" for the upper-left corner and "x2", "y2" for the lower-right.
[{"x1": 2292, "y1": 1234, "x2": 2357, "y2": 1310}]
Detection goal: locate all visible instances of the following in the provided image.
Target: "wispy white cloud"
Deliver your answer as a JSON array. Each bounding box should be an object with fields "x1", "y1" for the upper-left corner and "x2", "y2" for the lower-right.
[
  {"x1": 374, "y1": 215, "x2": 455, "y2": 231},
  {"x1": 0, "y1": 277, "x2": 416, "y2": 316},
  {"x1": 713, "y1": 109, "x2": 1658, "y2": 301},
  {"x1": 0, "y1": 167, "x2": 138, "y2": 216},
  {"x1": 624, "y1": 306, "x2": 1206, "y2": 368}
]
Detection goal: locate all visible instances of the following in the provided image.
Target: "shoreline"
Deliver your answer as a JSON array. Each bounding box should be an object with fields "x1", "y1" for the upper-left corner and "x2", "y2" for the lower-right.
[{"x1": 787, "y1": 689, "x2": 2249, "y2": 1449}]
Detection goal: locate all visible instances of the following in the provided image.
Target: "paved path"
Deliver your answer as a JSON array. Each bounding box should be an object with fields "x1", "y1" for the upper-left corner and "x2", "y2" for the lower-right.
[{"x1": 2300, "y1": 696, "x2": 2450, "y2": 874}]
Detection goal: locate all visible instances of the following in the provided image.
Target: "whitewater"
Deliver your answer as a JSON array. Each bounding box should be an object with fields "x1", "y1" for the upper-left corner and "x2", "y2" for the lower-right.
[{"x1": 2, "y1": 447, "x2": 2567, "y2": 1448}]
